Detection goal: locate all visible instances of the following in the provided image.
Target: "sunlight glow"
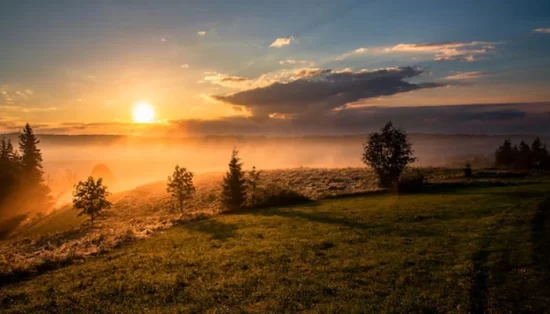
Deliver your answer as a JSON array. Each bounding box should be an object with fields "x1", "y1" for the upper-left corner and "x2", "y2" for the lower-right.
[{"x1": 132, "y1": 102, "x2": 156, "y2": 123}]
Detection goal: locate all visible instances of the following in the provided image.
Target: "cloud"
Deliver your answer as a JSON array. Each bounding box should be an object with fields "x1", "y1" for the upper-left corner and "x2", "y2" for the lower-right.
[
  {"x1": 533, "y1": 28, "x2": 550, "y2": 34},
  {"x1": 385, "y1": 41, "x2": 498, "y2": 62},
  {"x1": 445, "y1": 71, "x2": 487, "y2": 80},
  {"x1": 0, "y1": 105, "x2": 58, "y2": 113},
  {"x1": 335, "y1": 47, "x2": 368, "y2": 60},
  {"x1": 197, "y1": 31, "x2": 206, "y2": 36},
  {"x1": 269, "y1": 36, "x2": 295, "y2": 48},
  {"x1": 180, "y1": 64, "x2": 189, "y2": 69},
  {"x1": 202, "y1": 72, "x2": 252, "y2": 88},
  {"x1": 279, "y1": 59, "x2": 311, "y2": 65},
  {"x1": 214, "y1": 66, "x2": 444, "y2": 118},
  {"x1": 36, "y1": 103, "x2": 550, "y2": 136},
  {"x1": 336, "y1": 41, "x2": 498, "y2": 62}
]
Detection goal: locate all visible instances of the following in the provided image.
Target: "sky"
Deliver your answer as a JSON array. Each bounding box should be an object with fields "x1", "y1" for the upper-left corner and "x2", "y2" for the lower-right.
[{"x1": 1, "y1": 0, "x2": 549, "y2": 135}]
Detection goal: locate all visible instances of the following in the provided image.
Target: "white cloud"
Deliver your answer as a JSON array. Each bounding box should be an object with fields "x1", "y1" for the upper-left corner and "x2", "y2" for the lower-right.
[
  {"x1": 533, "y1": 28, "x2": 550, "y2": 34},
  {"x1": 269, "y1": 36, "x2": 295, "y2": 48},
  {"x1": 385, "y1": 41, "x2": 498, "y2": 62},
  {"x1": 197, "y1": 31, "x2": 206, "y2": 36},
  {"x1": 445, "y1": 71, "x2": 486, "y2": 80},
  {"x1": 279, "y1": 59, "x2": 312, "y2": 65},
  {"x1": 181, "y1": 64, "x2": 189, "y2": 69},
  {"x1": 335, "y1": 47, "x2": 368, "y2": 60}
]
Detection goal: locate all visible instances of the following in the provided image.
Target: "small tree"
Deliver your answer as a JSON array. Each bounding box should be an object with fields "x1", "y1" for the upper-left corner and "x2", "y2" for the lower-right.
[
  {"x1": 73, "y1": 176, "x2": 112, "y2": 225},
  {"x1": 221, "y1": 149, "x2": 247, "y2": 211},
  {"x1": 463, "y1": 162, "x2": 473, "y2": 178},
  {"x1": 362, "y1": 122, "x2": 416, "y2": 188},
  {"x1": 495, "y1": 139, "x2": 516, "y2": 168},
  {"x1": 246, "y1": 166, "x2": 262, "y2": 207},
  {"x1": 167, "y1": 165, "x2": 195, "y2": 213}
]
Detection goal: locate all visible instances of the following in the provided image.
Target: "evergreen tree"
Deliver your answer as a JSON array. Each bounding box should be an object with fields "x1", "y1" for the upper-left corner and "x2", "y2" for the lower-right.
[
  {"x1": 516, "y1": 141, "x2": 532, "y2": 170},
  {"x1": 0, "y1": 137, "x2": 21, "y2": 216},
  {"x1": 167, "y1": 165, "x2": 195, "y2": 213},
  {"x1": 19, "y1": 124, "x2": 44, "y2": 184},
  {"x1": 494, "y1": 139, "x2": 516, "y2": 167},
  {"x1": 17, "y1": 124, "x2": 51, "y2": 211},
  {"x1": 221, "y1": 149, "x2": 247, "y2": 211},
  {"x1": 531, "y1": 137, "x2": 548, "y2": 169}
]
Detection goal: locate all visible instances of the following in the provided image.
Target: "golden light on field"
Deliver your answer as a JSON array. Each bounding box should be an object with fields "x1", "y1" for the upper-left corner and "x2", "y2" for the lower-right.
[{"x1": 132, "y1": 102, "x2": 156, "y2": 123}]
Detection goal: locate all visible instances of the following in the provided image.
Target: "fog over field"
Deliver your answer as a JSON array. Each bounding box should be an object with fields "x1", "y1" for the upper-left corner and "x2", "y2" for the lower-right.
[{"x1": 4, "y1": 133, "x2": 542, "y2": 193}]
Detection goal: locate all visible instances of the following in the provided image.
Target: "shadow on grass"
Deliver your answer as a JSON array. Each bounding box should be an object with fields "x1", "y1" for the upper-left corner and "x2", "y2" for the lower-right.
[
  {"x1": 177, "y1": 218, "x2": 239, "y2": 241},
  {"x1": 0, "y1": 214, "x2": 28, "y2": 240},
  {"x1": 530, "y1": 196, "x2": 550, "y2": 284}
]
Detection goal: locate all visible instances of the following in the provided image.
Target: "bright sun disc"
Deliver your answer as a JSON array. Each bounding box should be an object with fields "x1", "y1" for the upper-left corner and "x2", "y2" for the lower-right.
[{"x1": 132, "y1": 102, "x2": 155, "y2": 123}]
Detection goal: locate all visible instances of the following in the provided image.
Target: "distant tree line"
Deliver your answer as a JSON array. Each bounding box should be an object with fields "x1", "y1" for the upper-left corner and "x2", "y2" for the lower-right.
[
  {"x1": 495, "y1": 138, "x2": 550, "y2": 170},
  {"x1": 0, "y1": 124, "x2": 51, "y2": 219}
]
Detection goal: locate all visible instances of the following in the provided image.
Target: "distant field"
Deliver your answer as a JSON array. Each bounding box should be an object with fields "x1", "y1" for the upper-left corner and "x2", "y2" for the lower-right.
[{"x1": 1, "y1": 176, "x2": 549, "y2": 313}]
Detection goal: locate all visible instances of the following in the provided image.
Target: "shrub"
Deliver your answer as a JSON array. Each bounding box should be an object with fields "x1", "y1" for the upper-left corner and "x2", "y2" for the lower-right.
[
  {"x1": 362, "y1": 121, "x2": 416, "y2": 188},
  {"x1": 397, "y1": 169, "x2": 425, "y2": 193},
  {"x1": 248, "y1": 184, "x2": 310, "y2": 209},
  {"x1": 463, "y1": 163, "x2": 473, "y2": 178}
]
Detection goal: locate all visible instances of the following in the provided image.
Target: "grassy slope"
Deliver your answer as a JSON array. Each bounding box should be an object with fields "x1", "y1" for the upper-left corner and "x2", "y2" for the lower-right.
[{"x1": 1, "y1": 181, "x2": 549, "y2": 313}]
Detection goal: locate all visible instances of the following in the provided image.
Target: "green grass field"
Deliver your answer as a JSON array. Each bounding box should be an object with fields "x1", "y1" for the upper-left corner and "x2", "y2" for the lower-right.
[{"x1": 1, "y1": 180, "x2": 550, "y2": 313}]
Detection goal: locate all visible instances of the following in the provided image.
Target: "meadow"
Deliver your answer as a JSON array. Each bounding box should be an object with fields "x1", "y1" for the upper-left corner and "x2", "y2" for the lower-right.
[{"x1": 1, "y1": 167, "x2": 549, "y2": 313}]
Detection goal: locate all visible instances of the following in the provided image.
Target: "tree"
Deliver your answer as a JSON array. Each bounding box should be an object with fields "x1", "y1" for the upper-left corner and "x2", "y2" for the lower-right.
[
  {"x1": 362, "y1": 122, "x2": 416, "y2": 188},
  {"x1": 19, "y1": 124, "x2": 44, "y2": 184},
  {"x1": 221, "y1": 149, "x2": 247, "y2": 211},
  {"x1": 516, "y1": 141, "x2": 532, "y2": 170},
  {"x1": 18, "y1": 124, "x2": 51, "y2": 210},
  {"x1": 0, "y1": 137, "x2": 21, "y2": 216},
  {"x1": 166, "y1": 165, "x2": 195, "y2": 213},
  {"x1": 72, "y1": 176, "x2": 112, "y2": 225},
  {"x1": 531, "y1": 137, "x2": 548, "y2": 170},
  {"x1": 495, "y1": 139, "x2": 516, "y2": 168},
  {"x1": 246, "y1": 166, "x2": 262, "y2": 207}
]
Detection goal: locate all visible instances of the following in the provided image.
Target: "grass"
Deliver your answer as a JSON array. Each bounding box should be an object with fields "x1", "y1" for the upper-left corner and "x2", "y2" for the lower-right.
[{"x1": 1, "y1": 177, "x2": 549, "y2": 313}]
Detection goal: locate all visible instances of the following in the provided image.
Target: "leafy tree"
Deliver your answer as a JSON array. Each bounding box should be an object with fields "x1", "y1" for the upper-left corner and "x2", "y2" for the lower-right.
[
  {"x1": 246, "y1": 166, "x2": 262, "y2": 207},
  {"x1": 362, "y1": 122, "x2": 416, "y2": 187},
  {"x1": 167, "y1": 165, "x2": 195, "y2": 213},
  {"x1": 221, "y1": 149, "x2": 247, "y2": 211},
  {"x1": 73, "y1": 176, "x2": 112, "y2": 225}
]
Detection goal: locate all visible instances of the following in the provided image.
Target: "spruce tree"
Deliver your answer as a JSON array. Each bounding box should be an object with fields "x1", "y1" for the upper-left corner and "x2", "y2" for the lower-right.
[
  {"x1": 18, "y1": 124, "x2": 51, "y2": 210},
  {"x1": 221, "y1": 149, "x2": 247, "y2": 211},
  {"x1": 0, "y1": 137, "x2": 21, "y2": 216}
]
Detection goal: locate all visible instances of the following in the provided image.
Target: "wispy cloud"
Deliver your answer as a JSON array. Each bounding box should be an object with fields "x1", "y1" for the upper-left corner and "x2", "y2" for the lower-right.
[
  {"x1": 336, "y1": 41, "x2": 498, "y2": 62},
  {"x1": 279, "y1": 59, "x2": 311, "y2": 65},
  {"x1": 445, "y1": 71, "x2": 487, "y2": 80},
  {"x1": 335, "y1": 47, "x2": 368, "y2": 60},
  {"x1": 269, "y1": 36, "x2": 295, "y2": 48},
  {"x1": 533, "y1": 28, "x2": 550, "y2": 34},
  {"x1": 197, "y1": 31, "x2": 206, "y2": 36},
  {"x1": 385, "y1": 41, "x2": 498, "y2": 62}
]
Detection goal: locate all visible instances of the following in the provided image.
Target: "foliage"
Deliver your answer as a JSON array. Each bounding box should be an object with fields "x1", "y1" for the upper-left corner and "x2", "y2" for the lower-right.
[
  {"x1": 221, "y1": 149, "x2": 247, "y2": 211},
  {"x1": 166, "y1": 166, "x2": 195, "y2": 213},
  {"x1": 495, "y1": 137, "x2": 549, "y2": 170},
  {"x1": 362, "y1": 121, "x2": 416, "y2": 187},
  {"x1": 463, "y1": 162, "x2": 473, "y2": 178},
  {"x1": 246, "y1": 166, "x2": 263, "y2": 207},
  {"x1": 72, "y1": 177, "x2": 112, "y2": 225},
  {"x1": 248, "y1": 183, "x2": 311, "y2": 208},
  {"x1": 397, "y1": 169, "x2": 426, "y2": 193}
]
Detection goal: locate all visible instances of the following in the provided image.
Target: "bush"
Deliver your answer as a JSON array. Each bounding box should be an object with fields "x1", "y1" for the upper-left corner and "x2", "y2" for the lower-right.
[
  {"x1": 397, "y1": 169, "x2": 425, "y2": 193},
  {"x1": 463, "y1": 163, "x2": 473, "y2": 178},
  {"x1": 248, "y1": 184, "x2": 310, "y2": 209}
]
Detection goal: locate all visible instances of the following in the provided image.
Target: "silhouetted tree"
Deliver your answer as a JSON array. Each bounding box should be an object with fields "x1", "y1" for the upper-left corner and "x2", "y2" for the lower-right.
[
  {"x1": 18, "y1": 124, "x2": 51, "y2": 209},
  {"x1": 362, "y1": 122, "x2": 416, "y2": 188},
  {"x1": 531, "y1": 137, "x2": 549, "y2": 170},
  {"x1": 167, "y1": 165, "x2": 195, "y2": 213},
  {"x1": 0, "y1": 137, "x2": 21, "y2": 216},
  {"x1": 495, "y1": 139, "x2": 516, "y2": 168},
  {"x1": 516, "y1": 141, "x2": 532, "y2": 170},
  {"x1": 463, "y1": 162, "x2": 473, "y2": 178},
  {"x1": 246, "y1": 166, "x2": 262, "y2": 207},
  {"x1": 221, "y1": 149, "x2": 247, "y2": 211},
  {"x1": 73, "y1": 177, "x2": 112, "y2": 226}
]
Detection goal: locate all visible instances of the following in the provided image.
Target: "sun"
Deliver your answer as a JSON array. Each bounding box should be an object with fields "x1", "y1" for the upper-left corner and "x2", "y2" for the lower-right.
[{"x1": 132, "y1": 102, "x2": 156, "y2": 123}]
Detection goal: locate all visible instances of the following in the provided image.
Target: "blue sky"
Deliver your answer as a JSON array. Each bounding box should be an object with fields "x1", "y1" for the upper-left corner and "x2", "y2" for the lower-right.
[{"x1": 1, "y1": 0, "x2": 549, "y2": 134}]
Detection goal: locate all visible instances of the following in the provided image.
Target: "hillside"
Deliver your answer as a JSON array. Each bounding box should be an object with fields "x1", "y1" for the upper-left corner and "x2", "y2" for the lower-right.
[{"x1": 1, "y1": 174, "x2": 549, "y2": 313}]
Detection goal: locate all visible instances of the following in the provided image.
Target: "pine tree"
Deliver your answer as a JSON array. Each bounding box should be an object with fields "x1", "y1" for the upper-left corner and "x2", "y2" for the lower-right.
[
  {"x1": 0, "y1": 137, "x2": 21, "y2": 215},
  {"x1": 221, "y1": 149, "x2": 247, "y2": 211},
  {"x1": 495, "y1": 139, "x2": 516, "y2": 168},
  {"x1": 18, "y1": 124, "x2": 51, "y2": 210},
  {"x1": 19, "y1": 124, "x2": 44, "y2": 184}
]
